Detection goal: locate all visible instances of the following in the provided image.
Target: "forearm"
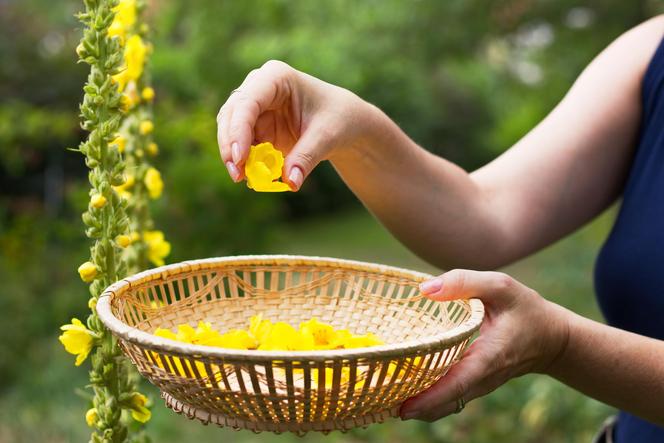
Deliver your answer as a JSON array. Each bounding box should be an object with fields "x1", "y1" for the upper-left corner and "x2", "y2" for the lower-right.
[
  {"x1": 546, "y1": 307, "x2": 664, "y2": 425},
  {"x1": 329, "y1": 103, "x2": 503, "y2": 269}
]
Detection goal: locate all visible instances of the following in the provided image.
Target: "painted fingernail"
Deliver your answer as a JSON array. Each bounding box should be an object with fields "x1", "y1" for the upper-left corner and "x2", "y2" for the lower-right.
[
  {"x1": 231, "y1": 142, "x2": 241, "y2": 164},
  {"x1": 420, "y1": 278, "x2": 443, "y2": 295},
  {"x1": 288, "y1": 166, "x2": 304, "y2": 190},
  {"x1": 226, "y1": 161, "x2": 240, "y2": 182}
]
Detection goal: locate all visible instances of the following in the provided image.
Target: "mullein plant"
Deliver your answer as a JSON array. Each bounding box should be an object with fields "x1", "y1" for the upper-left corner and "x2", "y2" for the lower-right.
[
  {"x1": 58, "y1": 0, "x2": 165, "y2": 441},
  {"x1": 108, "y1": 0, "x2": 169, "y2": 272}
]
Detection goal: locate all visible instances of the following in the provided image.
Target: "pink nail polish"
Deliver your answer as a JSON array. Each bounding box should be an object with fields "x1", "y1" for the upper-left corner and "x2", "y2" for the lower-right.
[
  {"x1": 226, "y1": 161, "x2": 240, "y2": 182},
  {"x1": 288, "y1": 166, "x2": 304, "y2": 190},
  {"x1": 231, "y1": 142, "x2": 241, "y2": 164},
  {"x1": 420, "y1": 278, "x2": 443, "y2": 294}
]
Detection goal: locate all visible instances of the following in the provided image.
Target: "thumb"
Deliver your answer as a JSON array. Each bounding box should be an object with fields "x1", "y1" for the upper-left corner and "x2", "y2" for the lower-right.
[{"x1": 283, "y1": 120, "x2": 336, "y2": 191}]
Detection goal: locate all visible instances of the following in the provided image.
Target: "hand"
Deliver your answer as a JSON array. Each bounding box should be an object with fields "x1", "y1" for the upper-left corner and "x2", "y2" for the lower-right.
[
  {"x1": 216, "y1": 60, "x2": 371, "y2": 190},
  {"x1": 399, "y1": 269, "x2": 570, "y2": 421}
]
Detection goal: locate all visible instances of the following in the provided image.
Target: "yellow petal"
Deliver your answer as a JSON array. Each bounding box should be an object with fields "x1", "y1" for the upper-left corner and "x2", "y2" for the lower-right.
[
  {"x1": 252, "y1": 181, "x2": 291, "y2": 192},
  {"x1": 244, "y1": 142, "x2": 290, "y2": 192},
  {"x1": 130, "y1": 405, "x2": 151, "y2": 423},
  {"x1": 248, "y1": 142, "x2": 284, "y2": 179},
  {"x1": 85, "y1": 408, "x2": 98, "y2": 427},
  {"x1": 154, "y1": 327, "x2": 177, "y2": 340}
]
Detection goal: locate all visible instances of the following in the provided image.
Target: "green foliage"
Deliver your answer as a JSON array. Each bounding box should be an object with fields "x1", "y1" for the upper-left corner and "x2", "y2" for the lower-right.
[{"x1": 1, "y1": 0, "x2": 662, "y2": 441}]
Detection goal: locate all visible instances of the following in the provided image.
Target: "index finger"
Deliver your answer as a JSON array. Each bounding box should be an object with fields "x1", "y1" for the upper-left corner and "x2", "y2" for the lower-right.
[{"x1": 217, "y1": 60, "x2": 295, "y2": 168}]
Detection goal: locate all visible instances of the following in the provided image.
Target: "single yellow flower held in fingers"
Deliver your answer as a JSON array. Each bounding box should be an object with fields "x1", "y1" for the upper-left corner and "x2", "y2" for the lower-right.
[
  {"x1": 59, "y1": 318, "x2": 96, "y2": 366},
  {"x1": 245, "y1": 142, "x2": 291, "y2": 192}
]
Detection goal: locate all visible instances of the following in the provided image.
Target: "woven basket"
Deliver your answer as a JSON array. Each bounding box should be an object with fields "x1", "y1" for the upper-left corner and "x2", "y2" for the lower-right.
[{"x1": 96, "y1": 255, "x2": 484, "y2": 434}]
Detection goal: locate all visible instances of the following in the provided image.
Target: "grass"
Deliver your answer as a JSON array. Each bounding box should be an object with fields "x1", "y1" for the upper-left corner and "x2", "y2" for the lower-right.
[{"x1": 2, "y1": 208, "x2": 616, "y2": 442}]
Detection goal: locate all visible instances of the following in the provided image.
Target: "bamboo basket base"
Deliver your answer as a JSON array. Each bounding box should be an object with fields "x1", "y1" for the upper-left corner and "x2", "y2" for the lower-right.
[{"x1": 162, "y1": 391, "x2": 396, "y2": 435}]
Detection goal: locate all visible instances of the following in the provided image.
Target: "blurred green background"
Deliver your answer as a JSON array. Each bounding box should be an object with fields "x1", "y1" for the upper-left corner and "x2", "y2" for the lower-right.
[{"x1": 1, "y1": 0, "x2": 662, "y2": 441}]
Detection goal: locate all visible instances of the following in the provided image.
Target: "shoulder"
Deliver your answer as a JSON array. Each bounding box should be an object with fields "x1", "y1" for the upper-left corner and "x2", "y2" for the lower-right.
[
  {"x1": 604, "y1": 15, "x2": 664, "y2": 75},
  {"x1": 572, "y1": 16, "x2": 664, "y2": 96}
]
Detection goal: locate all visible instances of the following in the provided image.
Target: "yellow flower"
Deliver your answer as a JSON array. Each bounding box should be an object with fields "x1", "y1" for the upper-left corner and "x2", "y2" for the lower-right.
[
  {"x1": 249, "y1": 314, "x2": 272, "y2": 343},
  {"x1": 258, "y1": 322, "x2": 315, "y2": 351},
  {"x1": 115, "y1": 234, "x2": 131, "y2": 248},
  {"x1": 144, "y1": 167, "x2": 163, "y2": 199},
  {"x1": 85, "y1": 408, "x2": 98, "y2": 427},
  {"x1": 129, "y1": 231, "x2": 140, "y2": 243},
  {"x1": 141, "y1": 86, "x2": 155, "y2": 101},
  {"x1": 113, "y1": 174, "x2": 135, "y2": 200},
  {"x1": 299, "y1": 318, "x2": 337, "y2": 349},
  {"x1": 154, "y1": 327, "x2": 177, "y2": 340},
  {"x1": 108, "y1": 0, "x2": 137, "y2": 41},
  {"x1": 216, "y1": 329, "x2": 258, "y2": 349},
  {"x1": 110, "y1": 135, "x2": 126, "y2": 153},
  {"x1": 139, "y1": 120, "x2": 154, "y2": 135},
  {"x1": 77, "y1": 261, "x2": 98, "y2": 282},
  {"x1": 245, "y1": 142, "x2": 290, "y2": 192},
  {"x1": 341, "y1": 332, "x2": 384, "y2": 349},
  {"x1": 112, "y1": 35, "x2": 147, "y2": 92},
  {"x1": 128, "y1": 393, "x2": 151, "y2": 423},
  {"x1": 147, "y1": 142, "x2": 159, "y2": 156},
  {"x1": 143, "y1": 230, "x2": 170, "y2": 266},
  {"x1": 90, "y1": 193, "x2": 107, "y2": 209},
  {"x1": 59, "y1": 318, "x2": 95, "y2": 366}
]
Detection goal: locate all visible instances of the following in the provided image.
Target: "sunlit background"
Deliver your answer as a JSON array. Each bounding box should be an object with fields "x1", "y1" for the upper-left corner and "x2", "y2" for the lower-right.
[{"x1": 2, "y1": 0, "x2": 663, "y2": 441}]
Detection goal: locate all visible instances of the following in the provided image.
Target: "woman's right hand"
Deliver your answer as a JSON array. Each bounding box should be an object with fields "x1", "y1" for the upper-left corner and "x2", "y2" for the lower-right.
[{"x1": 216, "y1": 60, "x2": 372, "y2": 190}]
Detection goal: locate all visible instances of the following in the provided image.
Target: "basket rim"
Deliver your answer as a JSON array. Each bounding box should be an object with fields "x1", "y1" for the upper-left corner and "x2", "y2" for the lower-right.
[{"x1": 96, "y1": 254, "x2": 484, "y2": 362}]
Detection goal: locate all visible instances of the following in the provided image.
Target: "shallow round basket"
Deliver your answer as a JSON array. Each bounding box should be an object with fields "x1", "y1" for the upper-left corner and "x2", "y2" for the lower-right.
[{"x1": 96, "y1": 255, "x2": 484, "y2": 435}]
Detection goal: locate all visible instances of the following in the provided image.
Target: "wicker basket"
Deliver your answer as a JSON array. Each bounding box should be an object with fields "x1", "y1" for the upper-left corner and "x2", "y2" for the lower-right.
[{"x1": 96, "y1": 255, "x2": 484, "y2": 434}]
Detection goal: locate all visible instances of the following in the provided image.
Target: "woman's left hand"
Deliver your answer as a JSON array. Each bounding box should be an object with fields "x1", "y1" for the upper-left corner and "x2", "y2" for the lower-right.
[{"x1": 399, "y1": 269, "x2": 570, "y2": 421}]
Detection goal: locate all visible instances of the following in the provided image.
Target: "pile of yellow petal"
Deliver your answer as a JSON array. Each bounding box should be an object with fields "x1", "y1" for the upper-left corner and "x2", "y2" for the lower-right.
[
  {"x1": 154, "y1": 315, "x2": 384, "y2": 351},
  {"x1": 245, "y1": 142, "x2": 291, "y2": 192}
]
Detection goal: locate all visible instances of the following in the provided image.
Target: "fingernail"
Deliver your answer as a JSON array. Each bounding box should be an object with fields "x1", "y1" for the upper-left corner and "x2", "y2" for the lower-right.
[
  {"x1": 420, "y1": 278, "x2": 443, "y2": 295},
  {"x1": 231, "y1": 142, "x2": 241, "y2": 164},
  {"x1": 288, "y1": 166, "x2": 304, "y2": 190},
  {"x1": 226, "y1": 161, "x2": 240, "y2": 182}
]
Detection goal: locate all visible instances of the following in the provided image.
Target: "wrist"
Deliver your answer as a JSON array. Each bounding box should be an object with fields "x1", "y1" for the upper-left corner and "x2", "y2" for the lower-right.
[
  {"x1": 537, "y1": 300, "x2": 572, "y2": 376},
  {"x1": 327, "y1": 96, "x2": 392, "y2": 166}
]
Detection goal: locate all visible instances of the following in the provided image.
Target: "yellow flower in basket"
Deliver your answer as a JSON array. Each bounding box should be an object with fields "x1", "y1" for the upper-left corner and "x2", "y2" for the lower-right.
[
  {"x1": 300, "y1": 317, "x2": 340, "y2": 350},
  {"x1": 245, "y1": 142, "x2": 291, "y2": 192},
  {"x1": 258, "y1": 322, "x2": 315, "y2": 351}
]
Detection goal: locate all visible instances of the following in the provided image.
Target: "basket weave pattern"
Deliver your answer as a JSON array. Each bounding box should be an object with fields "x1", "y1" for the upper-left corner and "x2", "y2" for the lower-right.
[{"x1": 97, "y1": 255, "x2": 483, "y2": 434}]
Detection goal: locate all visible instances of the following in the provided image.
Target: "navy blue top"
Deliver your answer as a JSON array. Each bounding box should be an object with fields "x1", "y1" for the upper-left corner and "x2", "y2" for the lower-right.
[{"x1": 594, "y1": 36, "x2": 664, "y2": 442}]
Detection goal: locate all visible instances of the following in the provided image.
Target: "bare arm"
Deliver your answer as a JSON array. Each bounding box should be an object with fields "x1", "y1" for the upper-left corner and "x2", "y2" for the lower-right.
[
  {"x1": 547, "y1": 310, "x2": 664, "y2": 424},
  {"x1": 330, "y1": 17, "x2": 663, "y2": 269},
  {"x1": 218, "y1": 17, "x2": 662, "y2": 270}
]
